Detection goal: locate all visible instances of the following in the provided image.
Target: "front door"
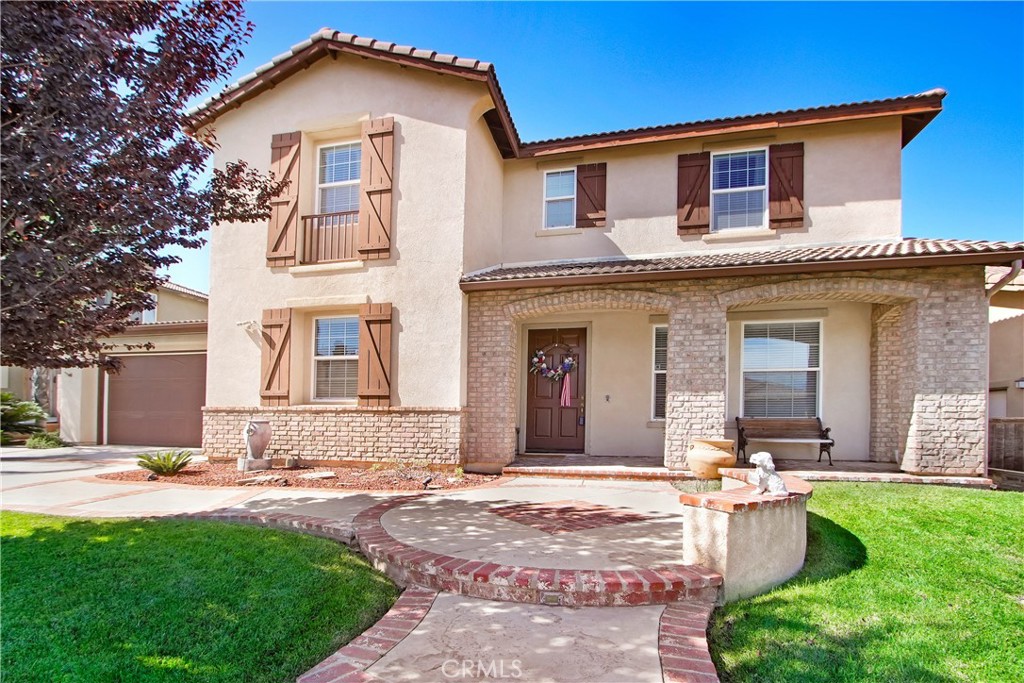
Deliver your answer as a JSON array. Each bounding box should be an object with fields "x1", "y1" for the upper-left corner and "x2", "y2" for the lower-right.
[{"x1": 525, "y1": 328, "x2": 586, "y2": 452}]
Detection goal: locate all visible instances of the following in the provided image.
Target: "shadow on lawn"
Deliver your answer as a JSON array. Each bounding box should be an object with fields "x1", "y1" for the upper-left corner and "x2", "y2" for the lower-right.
[
  {"x1": 0, "y1": 515, "x2": 396, "y2": 683},
  {"x1": 708, "y1": 512, "x2": 952, "y2": 683}
]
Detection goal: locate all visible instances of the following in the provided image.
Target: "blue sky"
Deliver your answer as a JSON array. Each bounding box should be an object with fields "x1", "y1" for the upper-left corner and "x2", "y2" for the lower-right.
[{"x1": 163, "y1": 1, "x2": 1024, "y2": 292}]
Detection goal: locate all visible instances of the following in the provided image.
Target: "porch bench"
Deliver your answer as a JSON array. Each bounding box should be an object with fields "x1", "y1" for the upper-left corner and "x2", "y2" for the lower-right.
[{"x1": 735, "y1": 417, "x2": 835, "y2": 466}]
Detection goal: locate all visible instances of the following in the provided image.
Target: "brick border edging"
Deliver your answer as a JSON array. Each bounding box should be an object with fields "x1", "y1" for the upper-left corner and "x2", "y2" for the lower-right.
[
  {"x1": 172, "y1": 497, "x2": 722, "y2": 608},
  {"x1": 296, "y1": 587, "x2": 438, "y2": 683},
  {"x1": 352, "y1": 496, "x2": 723, "y2": 607},
  {"x1": 659, "y1": 601, "x2": 720, "y2": 683}
]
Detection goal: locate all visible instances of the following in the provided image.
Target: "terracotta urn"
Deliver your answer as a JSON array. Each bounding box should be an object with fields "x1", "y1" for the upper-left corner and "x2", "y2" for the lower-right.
[{"x1": 686, "y1": 439, "x2": 737, "y2": 480}]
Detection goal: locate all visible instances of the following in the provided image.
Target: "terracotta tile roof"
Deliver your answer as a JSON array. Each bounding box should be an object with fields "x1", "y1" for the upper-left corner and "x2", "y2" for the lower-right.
[
  {"x1": 186, "y1": 28, "x2": 492, "y2": 119},
  {"x1": 186, "y1": 28, "x2": 942, "y2": 158},
  {"x1": 158, "y1": 281, "x2": 209, "y2": 301},
  {"x1": 520, "y1": 89, "x2": 946, "y2": 153},
  {"x1": 460, "y1": 238, "x2": 1024, "y2": 290}
]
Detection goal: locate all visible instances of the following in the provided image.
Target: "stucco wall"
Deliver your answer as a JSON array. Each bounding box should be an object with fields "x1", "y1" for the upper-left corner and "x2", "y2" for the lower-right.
[
  {"x1": 156, "y1": 289, "x2": 208, "y2": 322},
  {"x1": 205, "y1": 55, "x2": 491, "y2": 408},
  {"x1": 725, "y1": 301, "x2": 872, "y2": 459},
  {"x1": 517, "y1": 310, "x2": 666, "y2": 457},
  {"x1": 989, "y1": 313, "x2": 1024, "y2": 417},
  {"x1": 498, "y1": 118, "x2": 902, "y2": 266},
  {"x1": 59, "y1": 367, "x2": 100, "y2": 444},
  {"x1": 1, "y1": 366, "x2": 31, "y2": 400}
]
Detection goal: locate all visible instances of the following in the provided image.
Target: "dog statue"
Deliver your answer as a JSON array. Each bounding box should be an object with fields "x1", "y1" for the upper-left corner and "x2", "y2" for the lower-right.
[{"x1": 748, "y1": 452, "x2": 789, "y2": 496}]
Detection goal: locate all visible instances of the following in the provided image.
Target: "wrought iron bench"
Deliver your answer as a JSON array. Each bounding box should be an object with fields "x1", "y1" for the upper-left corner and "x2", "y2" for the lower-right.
[{"x1": 735, "y1": 417, "x2": 835, "y2": 466}]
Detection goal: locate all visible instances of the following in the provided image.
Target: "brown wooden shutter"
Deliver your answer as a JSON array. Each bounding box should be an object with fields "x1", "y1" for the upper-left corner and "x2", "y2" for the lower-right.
[
  {"x1": 575, "y1": 163, "x2": 607, "y2": 228},
  {"x1": 266, "y1": 132, "x2": 301, "y2": 267},
  {"x1": 358, "y1": 303, "x2": 393, "y2": 407},
  {"x1": 768, "y1": 142, "x2": 805, "y2": 229},
  {"x1": 677, "y1": 152, "x2": 711, "y2": 234},
  {"x1": 260, "y1": 308, "x2": 292, "y2": 406},
  {"x1": 357, "y1": 117, "x2": 395, "y2": 260}
]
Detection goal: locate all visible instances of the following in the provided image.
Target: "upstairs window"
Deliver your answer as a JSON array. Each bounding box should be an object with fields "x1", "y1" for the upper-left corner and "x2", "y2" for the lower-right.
[
  {"x1": 128, "y1": 295, "x2": 158, "y2": 324},
  {"x1": 313, "y1": 316, "x2": 359, "y2": 401},
  {"x1": 652, "y1": 325, "x2": 668, "y2": 420},
  {"x1": 318, "y1": 142, "x2": 361, "y2": 214},
  {"x1": 742, "y1": 321, "x2": 820, "y2": 418},
  {"x1": 543, "y1": 169, "x2": 576, "y2": 228},
  {"x1": 711, "y1": 149, "x2": 767, "y2": 231}
]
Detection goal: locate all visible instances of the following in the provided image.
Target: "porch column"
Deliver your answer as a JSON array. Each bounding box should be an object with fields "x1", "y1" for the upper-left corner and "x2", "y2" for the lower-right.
[
  {"x1": 664, "y1": 297, "x2": 728, "y2": 470},
  {"x1": 465, "y1": 295, "x2": 518, "y2": 472},
  {"x1": 869, "y1": 303, "x2": 915, "y2": 463},
  {"x1": 902, "y1": 270, "x2": 988, "y2": 475}
]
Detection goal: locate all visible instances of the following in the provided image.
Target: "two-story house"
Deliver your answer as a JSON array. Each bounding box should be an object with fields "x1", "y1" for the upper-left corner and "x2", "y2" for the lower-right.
[{"x1": 188, "y1": 29, "x2": 1023, "y2": 477}]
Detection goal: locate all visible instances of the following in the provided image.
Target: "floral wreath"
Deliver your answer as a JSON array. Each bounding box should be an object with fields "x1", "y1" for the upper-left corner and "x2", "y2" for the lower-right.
[{"x1": 529, "y1": 349, "x2": 577, "y2": 382}]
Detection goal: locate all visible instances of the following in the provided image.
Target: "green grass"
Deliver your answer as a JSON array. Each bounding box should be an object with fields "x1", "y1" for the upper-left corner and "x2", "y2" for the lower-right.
[
  {"x1": 710, "y1": 483, "x2": 1024, "y2": 683},
  {"x1": 1, "y1": 512, "x2": 398, "y2": 683}
]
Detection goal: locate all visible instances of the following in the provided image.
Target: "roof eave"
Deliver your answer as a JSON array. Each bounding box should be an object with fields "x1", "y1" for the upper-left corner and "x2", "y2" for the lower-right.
[
  {"x1": 459, "y1": 250, "x2": 1024, "y2": 292},
  {"x1": 183, "y1": 38, "x2": 521, "y2": 156},
  {"x1": 518, "y1": 96, "x2": 946, "y2": 158}
]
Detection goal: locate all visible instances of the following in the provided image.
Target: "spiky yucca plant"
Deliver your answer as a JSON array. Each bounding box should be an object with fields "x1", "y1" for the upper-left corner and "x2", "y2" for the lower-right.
[{"x1": 137, "y1": 450, "x2": 193, "y2": 476}]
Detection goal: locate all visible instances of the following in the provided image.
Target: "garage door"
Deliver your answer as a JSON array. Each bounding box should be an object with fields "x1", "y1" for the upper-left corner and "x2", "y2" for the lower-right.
[{"x1": 106, "y1": 354, "x2": 206, "y2": 447}]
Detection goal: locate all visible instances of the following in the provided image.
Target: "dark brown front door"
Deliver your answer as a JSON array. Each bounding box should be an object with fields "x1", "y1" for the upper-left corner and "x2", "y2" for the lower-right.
[
  {"x1": 526, "y1": 328, "x2": 586, "y2": 453},
  {"x1": 107, "y1": 354, "x2": 206, "y2": 447}
]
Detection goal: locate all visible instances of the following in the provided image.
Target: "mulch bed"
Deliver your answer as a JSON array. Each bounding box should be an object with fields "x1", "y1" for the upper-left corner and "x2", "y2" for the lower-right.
[{"x1": 98, "y1": 461, "x2": 498, "y2": 491}]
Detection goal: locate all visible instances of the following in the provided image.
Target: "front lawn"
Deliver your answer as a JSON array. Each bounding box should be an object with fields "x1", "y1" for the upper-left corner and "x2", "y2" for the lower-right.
[
  {"x1": 0, "y1": 512, "x2": 398, "y2": 683},
  {"x1": 710, "y1": 483, "x2": 1024, "y2": 682}
]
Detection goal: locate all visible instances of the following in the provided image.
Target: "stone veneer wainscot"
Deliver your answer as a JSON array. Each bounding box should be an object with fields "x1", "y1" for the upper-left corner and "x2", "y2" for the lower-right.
[{"x1": 202, "y1": 406, "x2": 465, "y2": 466}]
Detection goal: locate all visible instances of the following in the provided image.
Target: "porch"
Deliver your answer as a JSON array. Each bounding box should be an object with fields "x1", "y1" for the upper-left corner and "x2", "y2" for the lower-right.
[
  {"x1": 502, "y1": 454, "x2": 994, "y2": 487},
  {"x1": 465, "y1": 267, "x2": 990, "y2": 477}
]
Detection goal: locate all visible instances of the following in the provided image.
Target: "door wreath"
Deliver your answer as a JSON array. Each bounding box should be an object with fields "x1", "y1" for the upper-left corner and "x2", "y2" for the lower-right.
[{"x1": 529, "y1": 349, "x2": 577, "y2": 407}]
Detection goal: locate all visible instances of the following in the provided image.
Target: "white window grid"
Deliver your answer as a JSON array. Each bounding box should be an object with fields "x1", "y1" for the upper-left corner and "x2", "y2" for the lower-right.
[
  {"x1": 543, "y1": 168, "x2": 576, "y2": 229},
  {"x1": 317, "y1": 141, "x2": 361, "y2": 214},
  {"x1": 652, "y1": 324, "x2": 668, "y2": 420},
  {"x1": 739, "y1": 319, "x2": 822, "y2": 418},
  {"x1": 312, "y1": 315, "x2": 359, "y2": 401},
  {"x1": 710, "y1": 148, "x2": 768, "y2": 232}
]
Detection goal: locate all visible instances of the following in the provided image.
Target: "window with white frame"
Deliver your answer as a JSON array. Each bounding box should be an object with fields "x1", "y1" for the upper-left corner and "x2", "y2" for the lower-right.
[
  {"x1": 711, "y1": 149, "x2": 767, "y2": 231},
  {"x1": 543, "y1": 169, "x2": 576, "y2": 228},
  {"x1": 127, "y1": 294, "x2": 157, "y2": 324},
  {"x1": 652, "y1": 325, "x2": 668, "y2": 420},
  {"x1": 742, "y1": 321, "x2": 820, "y2": 418},
  {"x1": 318, "y1": 142, "x2": 361, "y2": 214},
  {"x1": 313, "y1": 317, "x2": 359, "y2": 400}
]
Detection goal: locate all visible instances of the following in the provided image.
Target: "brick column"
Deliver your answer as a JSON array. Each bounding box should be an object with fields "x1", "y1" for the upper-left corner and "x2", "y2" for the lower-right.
[
  {"x1": 465, "y1": 295, "x2": 518, "y2": 470},
  {"x1": 664, "y1": 298, "x2": 728, "y2": 469},
  {"x1": 902, "y1": 270, "x2": 988, "y2": 475},
  {"x1": 869, "y1": 303, "x2": 915, "y2": 463}
]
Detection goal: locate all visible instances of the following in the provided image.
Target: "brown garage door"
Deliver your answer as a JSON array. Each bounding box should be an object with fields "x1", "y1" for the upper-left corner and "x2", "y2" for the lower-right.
[{"x1": 106, "y1": 354, "x2": 206, "y2": 447}]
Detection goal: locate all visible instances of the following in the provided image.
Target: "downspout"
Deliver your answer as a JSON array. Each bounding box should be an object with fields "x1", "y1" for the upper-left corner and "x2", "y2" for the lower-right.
[
  {"x1": 986, "y1": 259, "x2": 1022, "y2": 299},
  {"x1": 983, "y1": 258, "x2": 1021, "y2": 478}
]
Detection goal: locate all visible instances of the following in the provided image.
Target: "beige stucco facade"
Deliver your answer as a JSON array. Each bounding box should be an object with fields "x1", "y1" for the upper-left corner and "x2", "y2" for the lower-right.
[
  {"x1": 192, "y1": 36, "x2": 1013, "y2": 476},
  {"x1": 499, "y1": 119, "x2": 902, "y2": 266}
]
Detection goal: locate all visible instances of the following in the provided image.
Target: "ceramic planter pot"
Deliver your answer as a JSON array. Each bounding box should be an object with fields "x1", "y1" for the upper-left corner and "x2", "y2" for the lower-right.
[
  {"x1": 244, "y1": 419, "x2": 272, "y2": 459},
  {"x1": 687, "y1": 439, "x2": 737, "y2": 479}
]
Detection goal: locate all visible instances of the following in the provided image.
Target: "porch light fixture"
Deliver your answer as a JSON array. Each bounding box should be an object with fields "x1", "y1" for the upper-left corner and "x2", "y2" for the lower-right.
[{"x1": 1015, "y1": 377, "x2": 1024, "y2": 390}]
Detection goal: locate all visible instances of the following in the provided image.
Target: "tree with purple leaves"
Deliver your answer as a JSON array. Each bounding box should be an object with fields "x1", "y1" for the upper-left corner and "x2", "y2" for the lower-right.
[{"x1": 1, "y1": 1, "x2": 283, "y2": 370}]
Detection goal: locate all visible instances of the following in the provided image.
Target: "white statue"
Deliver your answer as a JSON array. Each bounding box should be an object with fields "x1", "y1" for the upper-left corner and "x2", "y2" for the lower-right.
[{"x1": 748, "y1": 452, "x2": 789, "y2": 496}]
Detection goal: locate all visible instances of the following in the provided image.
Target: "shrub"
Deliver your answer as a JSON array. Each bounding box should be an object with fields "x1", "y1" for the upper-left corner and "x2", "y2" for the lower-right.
[
  {"x1": 0, "y1": 392, "x2": 45, "y2": 435},
  {"x1": 137, "y1": 450, "x2": 193, "y2": 476},
  {"x1": 25, "y1": 432, "x2": 67, "y2": 449}
]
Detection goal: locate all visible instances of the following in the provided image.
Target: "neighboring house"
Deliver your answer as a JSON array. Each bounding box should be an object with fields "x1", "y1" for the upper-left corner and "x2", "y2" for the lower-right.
[
  {"x1": 987, "y1": 266, "x2": 1024, "y2": 418},
  {"x1": 57, "y1": 282, "x2": 208, "y2": 447},
  {"x1": 186, "y1": 29, "x2": 1024, "y2": 476}
]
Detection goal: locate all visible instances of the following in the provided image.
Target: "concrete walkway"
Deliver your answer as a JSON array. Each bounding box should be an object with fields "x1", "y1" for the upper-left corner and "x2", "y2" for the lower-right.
[{"x1": 0, "y1": 447, "x2": 718, "y2": 683}]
